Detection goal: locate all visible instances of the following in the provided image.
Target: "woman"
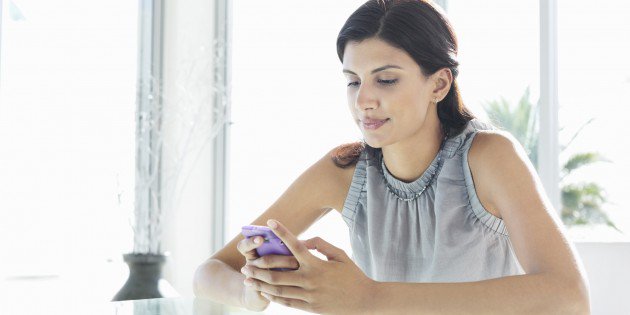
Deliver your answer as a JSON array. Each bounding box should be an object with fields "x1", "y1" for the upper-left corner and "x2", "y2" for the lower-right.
[{"x1": 194, "y1": 0, "x2": 590, "y2": 313}]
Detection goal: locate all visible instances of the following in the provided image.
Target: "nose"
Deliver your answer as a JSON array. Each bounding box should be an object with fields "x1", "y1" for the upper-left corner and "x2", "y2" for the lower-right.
[{"x1": 354, "y1": 84, "x2": 378, "y2": 111}]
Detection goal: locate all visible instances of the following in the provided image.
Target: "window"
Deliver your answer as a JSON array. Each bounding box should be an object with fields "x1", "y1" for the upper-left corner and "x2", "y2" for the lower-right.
[
  {"x1": 449, "y1": 0, "x2": 630, "y2": 241},
  {"x1": 0, "y1": 0, "x2": 137, "y2": 302},
  {"x1": 557, "y1": 0, "x2": 630, "y2": 241},
  {"x1": 228, "y1": 0, "x2": 366, "y2": 272},
  {"x1": 227, "y1": 0, "x2": 630, "y2": 253},
  {"x1": 448, "y1": 0, "x2": 540, "y2": 124},
  {"x1": 227, "y1": 1, "x2": 630, "y2": 312}
]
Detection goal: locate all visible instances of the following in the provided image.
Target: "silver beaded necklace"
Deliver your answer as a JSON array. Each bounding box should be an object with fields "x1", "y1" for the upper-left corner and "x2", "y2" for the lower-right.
[{"x1": 381, "y1": 136, "x2": 448, "y2": 202}]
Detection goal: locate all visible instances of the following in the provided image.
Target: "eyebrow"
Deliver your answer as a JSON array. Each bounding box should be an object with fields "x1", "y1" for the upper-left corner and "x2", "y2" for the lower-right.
[{"x1": 342, "y1": 65, "x2": 403, "y2": 75}]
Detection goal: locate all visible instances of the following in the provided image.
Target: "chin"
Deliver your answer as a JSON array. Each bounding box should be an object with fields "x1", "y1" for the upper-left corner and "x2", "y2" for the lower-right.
[{"x1": 362, "y1": 136, "x2": 390, "y2": 149}]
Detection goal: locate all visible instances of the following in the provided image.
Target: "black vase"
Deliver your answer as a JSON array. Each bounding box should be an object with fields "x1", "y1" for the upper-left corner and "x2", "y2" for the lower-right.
[{"x1": 112, "y1": 253, "x2": 167, "y2": 301}]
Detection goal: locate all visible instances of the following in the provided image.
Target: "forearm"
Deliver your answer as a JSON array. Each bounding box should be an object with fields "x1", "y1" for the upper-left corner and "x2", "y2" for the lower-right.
[
  {"x1": 193, "y1": 258, "x2": 246, "y2": 308},
  {"x1": 367, "y1": 273, "x2": 589, "y2": 315}
]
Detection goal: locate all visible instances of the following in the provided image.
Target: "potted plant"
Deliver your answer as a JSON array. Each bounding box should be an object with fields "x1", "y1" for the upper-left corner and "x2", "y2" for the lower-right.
[{"x1": 113, "y1": 40, "x2": 229, "y2": 301}]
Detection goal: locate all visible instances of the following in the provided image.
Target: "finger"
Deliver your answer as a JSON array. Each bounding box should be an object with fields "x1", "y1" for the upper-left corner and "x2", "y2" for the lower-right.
[
  {"x1": 259, "y1": 292, "x2": 314, "y2": 313},
  {"x1": 266, "y1": 219, "x2": 312, "y2": 263},
  {"x1": 237, "y1": 236, "x2": 264, "y2": 260},
  {"x1": 303, "y1": 236, "x2": 348, "y2": 262},
  {"x1": 241, "y1": 265, "x2": 303, "y2": 287},
  {"x1": 244, "y1": 277, "x2": 309, "y2": 302},
  {"x1": 251, "y1": 255, "x2": 300, "y2": 270}
]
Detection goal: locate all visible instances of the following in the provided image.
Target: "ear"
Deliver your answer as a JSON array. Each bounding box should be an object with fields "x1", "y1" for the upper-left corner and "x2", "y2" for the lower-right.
[{"x1": 431, "y1": 67, "x2": 453, "y2": 100}]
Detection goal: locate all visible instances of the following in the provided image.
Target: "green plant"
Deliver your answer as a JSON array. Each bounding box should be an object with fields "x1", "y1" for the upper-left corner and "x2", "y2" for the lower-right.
[{"x1": 482, "y1": 87, "x2": 619, "y2": 231}]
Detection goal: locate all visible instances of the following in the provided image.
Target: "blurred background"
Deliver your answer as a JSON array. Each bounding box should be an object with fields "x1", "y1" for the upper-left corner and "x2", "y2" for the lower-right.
[{"x1": 0, "y1": 0, "x2": 628, "y2": 314}]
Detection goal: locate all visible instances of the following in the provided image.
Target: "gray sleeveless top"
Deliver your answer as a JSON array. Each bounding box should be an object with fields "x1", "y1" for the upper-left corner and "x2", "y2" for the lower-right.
[{"x1": 341, "y1": 118, "x2": 525, "y2": 283}]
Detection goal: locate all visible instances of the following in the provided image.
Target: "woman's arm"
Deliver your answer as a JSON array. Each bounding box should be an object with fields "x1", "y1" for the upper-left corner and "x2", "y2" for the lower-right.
[
  {"x1": 369, "y1": 273, "x2": 586, "y2": 314},
  {"x1": 193, "y1": 258, "x2": 251, "y2": 308},
  {"x1": 366, "y1": 131, "x2": 590, "y2": 314},
  {"x1": 193, "y1": 147, "x2": 356, "y2": 307}
]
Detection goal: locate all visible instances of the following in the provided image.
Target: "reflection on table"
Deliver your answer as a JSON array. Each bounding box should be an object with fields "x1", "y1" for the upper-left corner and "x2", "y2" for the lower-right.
[{"x1": 110, "y1": 297, "x2": 309, "y2": 315}]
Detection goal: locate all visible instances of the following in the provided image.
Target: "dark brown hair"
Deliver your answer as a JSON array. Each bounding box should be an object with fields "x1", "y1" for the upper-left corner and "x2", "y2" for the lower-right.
[{"x1": 331, "y1": 0, "x2": 476, "y2": 168}]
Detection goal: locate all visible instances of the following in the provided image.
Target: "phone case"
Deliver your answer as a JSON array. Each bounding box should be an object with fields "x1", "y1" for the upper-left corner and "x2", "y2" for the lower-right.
[{"x1": 241, "y1": 225, "x2": 293, "y2": 271}]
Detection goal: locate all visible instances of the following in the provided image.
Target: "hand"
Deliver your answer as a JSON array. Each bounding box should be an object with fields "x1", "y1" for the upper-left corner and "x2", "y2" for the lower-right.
[
  {"x1": 240, "y1": 219, "x2": 377, "y2": 314},
  {"x1": 236, "y1": 234, "x2": 271, "y2": 311}
]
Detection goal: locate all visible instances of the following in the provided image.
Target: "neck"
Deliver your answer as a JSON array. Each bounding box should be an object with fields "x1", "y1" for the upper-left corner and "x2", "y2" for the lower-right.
[{"x1": 381, "y1": 113, "x2": 445, "y2": 184}]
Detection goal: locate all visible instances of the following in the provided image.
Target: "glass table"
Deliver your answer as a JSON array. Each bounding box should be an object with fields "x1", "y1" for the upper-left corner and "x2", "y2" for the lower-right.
[
  {"x1": 0, "y1": 270, "x2": 308, "y2": 315},
  {"x1": 112, "y1": 297, "x2": 315, "y2": 315},
  {"x1": 2, "y1": 297, "x2": 306, "y2": 315},
  {"x1": 110, "y1": 297, "x2": 272, "y2": 315}
]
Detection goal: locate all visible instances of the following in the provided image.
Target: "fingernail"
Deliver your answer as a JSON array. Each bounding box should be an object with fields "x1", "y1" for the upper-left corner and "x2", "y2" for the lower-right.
[{"x1": 267, "y1": 219, "x2": 277, "y2": 229}]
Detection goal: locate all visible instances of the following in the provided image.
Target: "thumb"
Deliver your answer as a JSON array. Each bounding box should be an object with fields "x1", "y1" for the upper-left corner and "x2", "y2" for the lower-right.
[{"x1": 303, "y1": 237, "x2": 347, "y2": 262}]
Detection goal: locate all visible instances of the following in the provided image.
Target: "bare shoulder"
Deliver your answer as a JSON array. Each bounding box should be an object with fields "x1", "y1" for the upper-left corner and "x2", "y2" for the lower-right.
[
  {"x1": 467, "y1": 132, "x2": 589, "y2": 296},
  {"x1": 469, "y1": 129, "x2": 522, "y2": 159},
  {"x1": 467, "y1": 130, "x2": 535, "y2": 219}
]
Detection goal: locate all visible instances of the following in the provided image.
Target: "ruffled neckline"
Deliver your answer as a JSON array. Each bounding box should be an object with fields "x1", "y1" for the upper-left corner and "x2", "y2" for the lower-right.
[{"x1": 379, "y1": 118, "x2": 485, "y2": 195}]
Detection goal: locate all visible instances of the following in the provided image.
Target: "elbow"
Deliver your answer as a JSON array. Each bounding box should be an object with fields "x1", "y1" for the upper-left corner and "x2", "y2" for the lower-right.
[
  {"x1": 192, "y1": 258, "x2": 220, "y2": 298},
  {"x1": 557, "y1": 276, "x2": 591, "y2": 315},
  {"x1": 571, "y1": 280, "x2": 591, "y2": 315},
  {"x1": 192, "y1": 261, "x2": 206, "y2": 297}
]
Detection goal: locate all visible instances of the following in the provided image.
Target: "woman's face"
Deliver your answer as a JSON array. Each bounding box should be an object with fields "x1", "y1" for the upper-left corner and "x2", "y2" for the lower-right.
[{"x1": 342, "y1": 37, "x2": 436, "y2": 149}]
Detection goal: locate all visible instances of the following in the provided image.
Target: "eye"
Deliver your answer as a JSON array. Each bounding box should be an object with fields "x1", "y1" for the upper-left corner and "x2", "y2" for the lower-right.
[
  {"x1": 347, "y1": 79, "x2": 398, "y2": 88},
  {"x1": 378, "y1": 79, "x2": 398, "y2": 86}
]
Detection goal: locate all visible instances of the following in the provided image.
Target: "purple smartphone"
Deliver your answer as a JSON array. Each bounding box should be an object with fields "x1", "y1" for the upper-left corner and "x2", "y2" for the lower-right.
[{"x1": 241, "y1": 225, "x2": 294, "y2": 271}]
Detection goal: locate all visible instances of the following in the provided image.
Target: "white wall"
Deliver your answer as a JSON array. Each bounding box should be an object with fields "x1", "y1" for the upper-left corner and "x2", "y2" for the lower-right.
[{"x1": 574, "y1": 242, "x2": 630, "y2": 315}]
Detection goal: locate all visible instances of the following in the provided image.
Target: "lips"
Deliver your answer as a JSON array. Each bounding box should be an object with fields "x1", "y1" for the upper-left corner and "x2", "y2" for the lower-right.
[
  {"x1": 360, "y1": 118, "x2": 389, "y2": 130},
  {"x1": 361, "y1": 118, "x2": 389, "y2": 124}
]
